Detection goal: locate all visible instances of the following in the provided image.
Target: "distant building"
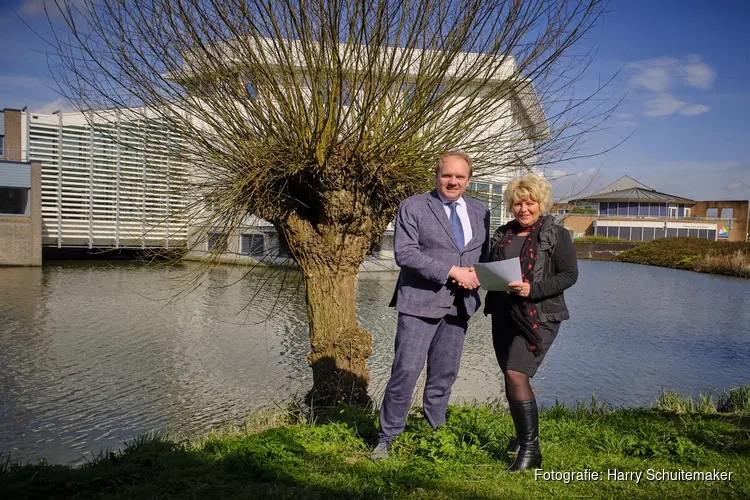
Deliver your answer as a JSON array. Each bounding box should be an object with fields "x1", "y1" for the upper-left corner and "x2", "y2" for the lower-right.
[
  {"x1": 555, "y1": 175, "x2": 749, "y2": 242},
  {"x1": 0, "y1": 108, "x2": 42, "y2": 265}
]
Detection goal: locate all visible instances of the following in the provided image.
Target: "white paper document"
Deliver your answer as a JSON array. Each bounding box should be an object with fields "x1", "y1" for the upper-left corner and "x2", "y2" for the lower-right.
[{"x1": 473, "y1": 258, "x2": 523, "y2": 291}]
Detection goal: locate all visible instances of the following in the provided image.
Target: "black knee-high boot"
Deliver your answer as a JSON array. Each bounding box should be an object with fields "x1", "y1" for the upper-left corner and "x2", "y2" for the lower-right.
[{"x1": 507, "y1": 400, "x2": 542, "y2": 472}]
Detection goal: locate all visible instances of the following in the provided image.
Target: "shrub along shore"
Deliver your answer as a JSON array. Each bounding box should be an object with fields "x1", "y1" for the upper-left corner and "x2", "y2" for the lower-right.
[
  {"x1": 614, "y1": 237, "x2": 750, "y2": 278},
  {"x1": 2, "y1": 386, "x2": 749, "y2": 499}
]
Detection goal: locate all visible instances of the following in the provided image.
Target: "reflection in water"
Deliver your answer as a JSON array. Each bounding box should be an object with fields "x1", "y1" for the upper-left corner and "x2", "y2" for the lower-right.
[{"x1": 0, "y1": 260, "x2": 748, "y2": 465}]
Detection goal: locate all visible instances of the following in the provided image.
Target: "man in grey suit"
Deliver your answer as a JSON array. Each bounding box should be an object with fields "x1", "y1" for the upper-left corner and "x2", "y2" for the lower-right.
[{"x1": 371, "y1": 151, "x2": 490, "y2": 460}]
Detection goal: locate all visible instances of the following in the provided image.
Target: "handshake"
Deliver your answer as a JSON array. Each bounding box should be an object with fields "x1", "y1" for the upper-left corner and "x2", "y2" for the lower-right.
[{"x1": 448, "y1": 265, "x2": 480, "y2": 290}]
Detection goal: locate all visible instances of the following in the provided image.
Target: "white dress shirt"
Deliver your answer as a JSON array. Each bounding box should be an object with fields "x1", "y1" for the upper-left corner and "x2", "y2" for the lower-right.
[{"x1": 436, "y1": 192, "x2": 473, "y2": 246}]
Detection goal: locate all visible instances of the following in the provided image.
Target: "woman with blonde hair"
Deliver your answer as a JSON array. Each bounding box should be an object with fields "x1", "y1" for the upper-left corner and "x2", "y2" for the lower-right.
[{"x1": 484, "y1": 173, "x2": 578, "y2": 471}]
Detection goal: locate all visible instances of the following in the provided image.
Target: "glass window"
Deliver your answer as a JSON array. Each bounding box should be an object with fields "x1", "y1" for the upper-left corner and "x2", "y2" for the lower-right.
[
  {"x1": 341, "y1": 80, "x2": 353, "y2": 106},
  {"x1": 274, "y1": 235, "x2": 291, "y2": 257},
  {"x1": 698, "y1": 229, "x2": 708, "y2": 239},
  {"x1": 607, "y1": 226, "x2": 618, "y2": 238},
  {"x1": 618, "y1": 202, "x2": 627, "y2": 215},
  {"x1": 491, "y1": 201, "x2": 504, "y2": 220},
  {"x1": 643, "y1": 227, "x2": 655, "y2": 241},
  {"x1": 630, "y1": 227, "x2": 643, "y2": 241},
  {"x1": 688, "y1": 228, "x2": 699, "y2": 238},
  {"x1": 0, "y1": 187, "x2": 29, "y2": 215},
  {"x1": 678, "y1": 205, "x2": 685, "y2": 217},
  {"x1": 666, "y1": 228, "x2": 678, "y2": 237},
  {"x1": 380, "y1": 234, "x2": 394, "y2": 251},
  {"x1": 706, "y1": 208, "x2": 719, "y2": 219},
  {"x1": 0, "y1": 135, "x2": 4, "y2": 157},
  {"x1": 241, "y1": 234, "x2": 265, "y2": 256},
  {"x1": 492, "y1": 184, "x2": 503, "y2": 194},
  {"x1": 619, "y1": 227, "x2": 631, "y2": 240},
  {"x1": 659, "y1": 205, "x2": 667, "y2": 217},
  {"x1": 628, "y1": 203, "x2": 638, "y2": 216},
  {"x1": 596, "y1": 226, "x2": 607, "y2": 236},
  {"x1": 720, "y1": 208, "x2": 734, "y2": 220},
  {"x1": 707, "y1": 230, "x2": 716, "y2": 240},
  {"x1": 655, "y1": 227, "x2": 665, "y2": 239},
  {"x1": 207, "y1": 233, "x2": 227, "y2": 252}
]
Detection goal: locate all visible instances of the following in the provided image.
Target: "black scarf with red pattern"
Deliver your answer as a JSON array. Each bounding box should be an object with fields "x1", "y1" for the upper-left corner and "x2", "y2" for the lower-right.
[{"x1": 494, "y1": 217, "x2": 547, "y2": 356}]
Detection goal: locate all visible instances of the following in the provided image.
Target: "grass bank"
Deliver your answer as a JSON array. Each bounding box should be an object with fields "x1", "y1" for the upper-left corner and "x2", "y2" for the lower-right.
[
  {"x1": 2, "y1": 387, "x2": 749, "y2": 499},
  {"x1": 615, "y1": 237, "x2": 750, "y2": 278}
]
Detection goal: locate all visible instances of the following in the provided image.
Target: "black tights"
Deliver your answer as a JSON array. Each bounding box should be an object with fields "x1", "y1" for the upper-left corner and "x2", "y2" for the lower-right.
[{"x1": 504, "y1": 370, "x2": 535, "y2": 402}]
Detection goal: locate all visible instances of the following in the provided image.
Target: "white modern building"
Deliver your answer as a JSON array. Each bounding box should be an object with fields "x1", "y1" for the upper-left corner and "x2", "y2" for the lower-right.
[
  {"x1": 3, "y1": 44, "x2": 550, "y2": 266},
  {"x1": 178, "y1": 42, "x2": 550, "y2": 267},
  {"x1": 7, "y1": 108, "x2": 189, "y2": 249}
]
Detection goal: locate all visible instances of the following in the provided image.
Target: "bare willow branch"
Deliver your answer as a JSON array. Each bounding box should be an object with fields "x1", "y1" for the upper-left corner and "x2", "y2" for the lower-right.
[{"x1": 44, "y1": 0, "x2": 616, "y2": 405}]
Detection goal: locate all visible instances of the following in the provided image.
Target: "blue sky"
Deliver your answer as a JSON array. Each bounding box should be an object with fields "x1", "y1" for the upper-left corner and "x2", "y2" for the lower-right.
[{"x1": 1, "y1": 0, "x2": 749, "y2": 200}]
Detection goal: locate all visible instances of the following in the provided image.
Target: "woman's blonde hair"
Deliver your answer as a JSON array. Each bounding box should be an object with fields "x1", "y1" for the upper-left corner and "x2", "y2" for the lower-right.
[{"x1": 503, "y1": 174, "x2": 553, "y2": 214}]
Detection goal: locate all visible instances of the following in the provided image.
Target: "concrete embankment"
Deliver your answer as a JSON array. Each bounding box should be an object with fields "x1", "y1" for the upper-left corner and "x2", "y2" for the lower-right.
[{"x1": 574, "y1": 242, "x2": 638, "y2": 261}]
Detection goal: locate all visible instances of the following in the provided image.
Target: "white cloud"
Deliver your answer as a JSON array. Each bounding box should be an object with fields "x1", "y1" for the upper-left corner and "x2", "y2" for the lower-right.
[
  {"x1": 642, "y1": 95, "x2": 711, "y2": 118},
  {"x1": 0, "y1": 74, "x2": 45, "y2": 87},
  {"x1": 627, "y1": 55, "x2": 715, "y2": 119},
  {"x1": 680, "y1": 104, "x2": 711, "y2": 116},
  {"x1": 602, "y1": 161, "x2": 750, "y2": 200},
  {"x1": 643, "y1": 94, "x2": 688, "y2": 117},
  {"x1": 32, "y1": 98, "x2": 73, "y2": 114},
  {"x1": 629, "y1": 59, "x2": 674, "y2": 92},
  {"x1": 545, "y1": 168, "x2": 568, "y2": 179},
  {"x1": 628, "y1": 55, "x2": 716, "y2": 92},
  {"x1": 683, "y1": 54, "x2": 716, "y2": 89}
]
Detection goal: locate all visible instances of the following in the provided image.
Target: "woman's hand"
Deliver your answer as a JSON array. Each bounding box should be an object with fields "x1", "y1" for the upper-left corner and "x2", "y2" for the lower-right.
[{"x1": 508, "y1": 281, "x2": 531, "y2": 297}]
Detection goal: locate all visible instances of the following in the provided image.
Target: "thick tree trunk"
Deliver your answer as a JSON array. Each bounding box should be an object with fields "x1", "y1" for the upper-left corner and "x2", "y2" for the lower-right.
[
  {"x1": 302, "y1": 264, "x2": 372, "y2": 407},
  {"x1": 280, "y1": 212, "x2": 374, "y2": 408}
]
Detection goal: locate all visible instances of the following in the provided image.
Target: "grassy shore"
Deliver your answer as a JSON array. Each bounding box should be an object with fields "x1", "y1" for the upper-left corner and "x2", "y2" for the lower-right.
[
  {"x1": 615, "y1": 237, "x2": 750, "y2": 278},
  {"x1": 2, "y1": 387, "x2": 749, "y2": 499}
]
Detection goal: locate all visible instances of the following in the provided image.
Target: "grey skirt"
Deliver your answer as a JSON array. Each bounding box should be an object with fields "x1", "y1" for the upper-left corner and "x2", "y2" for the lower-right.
[{"x1": 491, "y1": 312, "x2": 560, "y2": 377}]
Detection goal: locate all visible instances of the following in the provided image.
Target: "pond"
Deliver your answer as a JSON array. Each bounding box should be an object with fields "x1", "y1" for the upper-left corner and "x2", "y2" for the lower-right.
[{"x1": 1, "y1": 259, "x2": 748, "y2": 464}]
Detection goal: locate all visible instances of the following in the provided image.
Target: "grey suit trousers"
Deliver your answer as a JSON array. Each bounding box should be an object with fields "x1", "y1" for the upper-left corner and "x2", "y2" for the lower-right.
[{"x1": 378, "y1": 312, "x2": 467, "y2": 443}]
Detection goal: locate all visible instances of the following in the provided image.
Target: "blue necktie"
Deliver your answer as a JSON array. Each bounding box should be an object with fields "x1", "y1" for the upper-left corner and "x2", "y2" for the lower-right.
[{"x1": 448, "y1": 201, "x2": 465, "y2": 250}]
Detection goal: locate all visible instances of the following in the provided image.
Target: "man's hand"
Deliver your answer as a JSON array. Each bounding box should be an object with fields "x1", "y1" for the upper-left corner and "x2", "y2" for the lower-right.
[{"x1": 449, "y1": 266, "x2": 480, "y2": 290}]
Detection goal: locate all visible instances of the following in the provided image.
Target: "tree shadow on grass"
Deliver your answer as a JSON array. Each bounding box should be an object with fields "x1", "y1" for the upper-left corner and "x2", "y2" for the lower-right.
[
  {"x1": 596, "y1": 409, "x2": 750, "y2": 459},
  {"x1": 684, "y1": 413, "x2": 750, "y2": 457},
  {"x1": 0, "y1": 426, "x2": 503, "y2": 500}
]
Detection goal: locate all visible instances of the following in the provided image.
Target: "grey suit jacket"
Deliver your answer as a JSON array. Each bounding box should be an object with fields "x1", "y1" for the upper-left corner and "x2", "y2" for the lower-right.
[{"x1": 389, "y1": 190, "x2": 491, "y2": 319}]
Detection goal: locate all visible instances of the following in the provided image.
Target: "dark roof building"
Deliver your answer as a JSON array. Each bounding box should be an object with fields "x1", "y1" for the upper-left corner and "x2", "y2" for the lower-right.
[
  {"x1": 555, "y1": 175, "x2": 749, "y2": 242},
  {"x1": 570, "y1": 176, "x2": 694, "y2": 204}
]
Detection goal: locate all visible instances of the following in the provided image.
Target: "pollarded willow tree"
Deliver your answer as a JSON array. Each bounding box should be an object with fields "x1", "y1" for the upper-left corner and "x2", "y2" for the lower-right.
[{"x1": 48, "y1": 0, "x2": 614, "y2": 406}]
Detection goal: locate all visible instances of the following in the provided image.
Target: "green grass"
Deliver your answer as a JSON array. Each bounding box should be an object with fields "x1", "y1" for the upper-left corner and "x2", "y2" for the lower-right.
[
  {"x1": 655, "y1": 386, "x2": 750, "y2": 416},
  {"x1": 2, "y1": 394, "x2": 749, "y2": 499},
  {"x1": 615, "y1": 237, "x2": 750, "y2": 278}
]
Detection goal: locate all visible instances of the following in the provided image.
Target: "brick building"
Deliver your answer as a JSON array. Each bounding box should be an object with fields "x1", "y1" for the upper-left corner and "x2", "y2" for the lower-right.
[
  {"x1": 0, "y1": 108, "x2": 42, "y2": 265},
  {"x1": 555, "y1": 176, "x2": 749, "y2": 242}
]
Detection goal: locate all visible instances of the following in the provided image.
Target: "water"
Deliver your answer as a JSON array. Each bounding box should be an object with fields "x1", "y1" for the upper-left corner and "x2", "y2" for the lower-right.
[{"x1": 1, "y1": 260, "x2": 748, "y2": 465}]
